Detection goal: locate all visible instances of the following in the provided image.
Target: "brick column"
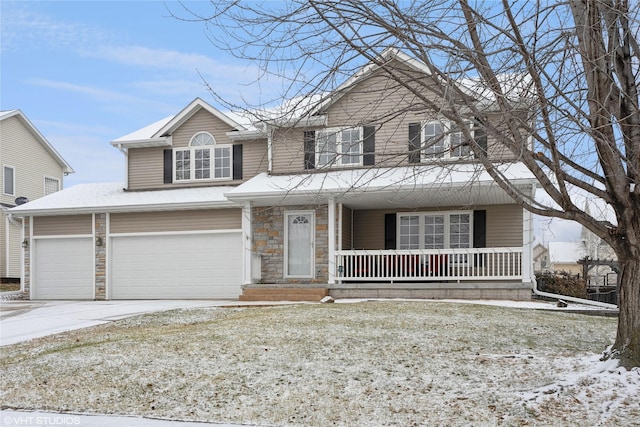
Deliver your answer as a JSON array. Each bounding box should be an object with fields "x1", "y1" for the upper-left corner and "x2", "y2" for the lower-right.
[{"x1": 94, "y1": 213, "x2": 107, "y2": 300}]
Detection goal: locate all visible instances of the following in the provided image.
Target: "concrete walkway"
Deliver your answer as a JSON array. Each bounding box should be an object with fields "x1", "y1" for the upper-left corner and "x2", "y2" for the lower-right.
[{"x1": 0, "y1": 299, "x2": 288, "y2": 346}]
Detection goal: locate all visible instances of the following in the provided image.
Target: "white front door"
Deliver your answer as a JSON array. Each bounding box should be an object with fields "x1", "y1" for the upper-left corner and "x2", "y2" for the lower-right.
[{"x1": 285, "y1": 211, "x2": 314, "y2": 278}]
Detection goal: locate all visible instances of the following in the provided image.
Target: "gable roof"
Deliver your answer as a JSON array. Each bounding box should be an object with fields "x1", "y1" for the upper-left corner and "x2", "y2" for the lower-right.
[
  {"x1": 297, "y1": 47, "x2": 533, "y2": 121},
  {"x1": 0, "y1": 109, "x2": 74, "y2": 174},
  {"x1": 110, "y1": 98, "x2": 266, "y2": 149}
]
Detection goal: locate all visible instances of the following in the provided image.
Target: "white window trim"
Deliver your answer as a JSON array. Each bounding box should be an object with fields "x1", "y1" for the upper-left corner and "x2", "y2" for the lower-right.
[
  {"x1": 420, "y1": 120, "x2": 473, "y2": 161},
  {"x1": 284, "y1": 210, "x2": 315, "y2": 279},
  {"x1": 43, "y1": 175, "x2": 60, "y2": 195},
  {"x1": 173, "y1": 132, "x2": 233, "y2": 182},
  {"x1": 397, "y1": 210, "x2": 473, "y2": 250},
  {"x1": 3, "y1": 165, "x2": 15, "y2": 196},
  {"x1": 316, "y1": 127, "x2": 363, "y2": 168}
]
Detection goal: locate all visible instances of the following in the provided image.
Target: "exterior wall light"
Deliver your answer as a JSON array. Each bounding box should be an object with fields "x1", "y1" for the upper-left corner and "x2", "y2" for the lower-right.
[
  {"x1": 22, "y1": 238, "x2": 29, "y2": 248},
  {"x1": 96, "y1": 237, "x2": 103, "y2": 247}
]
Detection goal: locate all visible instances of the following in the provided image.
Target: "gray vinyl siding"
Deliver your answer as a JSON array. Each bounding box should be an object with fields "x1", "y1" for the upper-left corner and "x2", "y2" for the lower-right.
[
  {"x1": 110, "y1": 209, "x2": 241, "y2": 234},
  {"x1": 1, "y1": 213, "x2": 22, "y2": 277},
  {"x1": 0, "y1": 116, "x2": 65, "y2": 206},
  {"x1": 270, "y1": 62, "x2": 520, "y2": 174},
  {"x1": 485, "y1": 204, "x2": 523, "y2": 247},
  {"x1": 352, "y1": 204, "x2": 522, "y2": 250},
  {"x1": 33, "y1": 215, "x2": 93, "y2": 236},
  {"x1": 342, "y1": 205, "x2": 352, "y2": 250},
  {"x1": 126, "y1": 109, "x2": 267, "y2": 191}
]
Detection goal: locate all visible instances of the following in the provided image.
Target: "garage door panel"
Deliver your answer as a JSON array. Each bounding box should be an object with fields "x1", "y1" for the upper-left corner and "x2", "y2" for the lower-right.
[
  {"x1": 34, "y1": 238, "x2": 94, "y2": 299},
  {"x1": 110, "y1": 232, "x2": 242, "y2": 299}
]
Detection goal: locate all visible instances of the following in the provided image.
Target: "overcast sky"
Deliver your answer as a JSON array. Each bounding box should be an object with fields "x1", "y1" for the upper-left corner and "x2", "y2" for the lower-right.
[{"x1": 0, "y1": 1, "x2": 582, "y2": 243}]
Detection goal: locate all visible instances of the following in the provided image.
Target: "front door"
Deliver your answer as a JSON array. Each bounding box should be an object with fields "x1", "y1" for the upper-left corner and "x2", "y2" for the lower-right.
[{"x1": 285, "y1": 211, "x2": 314, "y2": 278}]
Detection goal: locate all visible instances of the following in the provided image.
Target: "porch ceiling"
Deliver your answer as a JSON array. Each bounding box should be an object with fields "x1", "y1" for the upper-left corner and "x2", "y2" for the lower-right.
[{"x1": 226, "y1": 163, "x2": 537, "y2": 209}]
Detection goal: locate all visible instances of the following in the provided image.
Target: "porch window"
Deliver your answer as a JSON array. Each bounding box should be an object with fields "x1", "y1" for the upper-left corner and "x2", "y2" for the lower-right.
[
  {"x1": 174, "y1": 132, "x2": 232, "y2": 182},
  {"x1": 398, "y1": 212, "x2": 472, "y2": 249},
  {"x1": 316, "y1": 127, "x2": 362, "y2": 167}
]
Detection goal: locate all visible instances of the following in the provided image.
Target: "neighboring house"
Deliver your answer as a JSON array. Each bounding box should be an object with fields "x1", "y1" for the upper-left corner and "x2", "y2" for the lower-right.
[
  {"x1": 547, "y1": 241, "x2": 587, "y2": 277},
  {"x1": 533, "y1": 243, "x2": 549, "y2": 273},
  {"x1": 0, "y1": 110, "x2": 73, "y2": 284},
  {"x1": 11, "y1": 49, "x2": 537, "y2": 301}
]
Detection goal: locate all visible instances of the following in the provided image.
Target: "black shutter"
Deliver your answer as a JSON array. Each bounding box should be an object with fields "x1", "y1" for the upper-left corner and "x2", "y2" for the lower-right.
[
  {"x1": 474, "y1": 120, "x2": 488, "y2": 157},
  {"x1": 304, "y1": 130, "x2": 315, "y2": 170},
  {"x1": 384, "y1": 213, "x2": 397, "y2": 250},
  {"x1": 233, "y1": 144, "x2": 243, "y2": 180},
  {"x1": 473, "y1": 210, "x2": 487, "y2": 267},
  {"x1": 163, "y1": 149, "x2": 173, "y2": 184},
  {"x1": 408, "y1": 123, "x2": 421, "y2": 163},
  {"x1": 362, "y1": 125, "x2": 375, "y2": 166}
]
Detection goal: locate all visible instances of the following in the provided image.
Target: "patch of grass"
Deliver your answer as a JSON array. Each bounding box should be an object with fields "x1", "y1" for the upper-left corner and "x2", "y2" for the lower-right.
[{"x1": 0, "y1": 301, "x2": 628, "y2": 426}]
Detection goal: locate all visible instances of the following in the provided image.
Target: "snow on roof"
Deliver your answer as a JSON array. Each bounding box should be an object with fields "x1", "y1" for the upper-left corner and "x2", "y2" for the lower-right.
[
  {"x1": 111, "y1": 116, "x2": 174, "y2": 143},
  {"x1": 9, "y1": 182, "x2": 239, "y2": 216},
  {"x1": 548, "y1": 241, "x2": 587, "y2": 264},
  {"x1": 226, "y1": 162, "x2": 536, "y2": 208}
]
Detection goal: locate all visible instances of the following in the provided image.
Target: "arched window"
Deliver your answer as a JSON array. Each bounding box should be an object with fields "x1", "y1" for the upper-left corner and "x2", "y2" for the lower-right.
[{"x1": 174, "y1": 132, "x2": 232, "y2": 181}]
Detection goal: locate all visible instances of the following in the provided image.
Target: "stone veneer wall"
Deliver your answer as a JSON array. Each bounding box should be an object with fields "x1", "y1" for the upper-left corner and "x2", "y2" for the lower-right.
[
  {"x1": 22, "y1": 217, "x2": 30, "y2": 299},
  {"x1": 252, "y1": 205, "x2": 329, "y2": 284},
  {"x1": 95, "y1": 213, "x2": 106, "y2": 300}
]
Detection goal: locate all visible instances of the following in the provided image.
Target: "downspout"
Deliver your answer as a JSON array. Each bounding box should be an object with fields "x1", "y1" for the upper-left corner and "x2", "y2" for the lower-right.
[
  {"x1": 266, "y1": 124, "x2": 273, "y2": 174},
  {"x1": 532, "y1": 275, "x2": 618, "y2": 310}
]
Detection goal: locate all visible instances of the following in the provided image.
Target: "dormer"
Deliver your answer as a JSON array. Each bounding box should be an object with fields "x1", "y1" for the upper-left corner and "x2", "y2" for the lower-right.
[{"x1": 111, "y1": 98, "x2": 267, "y2": 191}]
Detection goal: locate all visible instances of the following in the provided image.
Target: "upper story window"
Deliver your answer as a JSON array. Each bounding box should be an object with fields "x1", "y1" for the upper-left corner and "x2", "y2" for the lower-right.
[
  {"x1": 174, "y1": 132, "x2": 232, "y2": 182},
  {"x1": 3, "y1": 165, "x2": 15, "y2": 196},
  {"x1": 316, "y1": 127, "x2": 362, "y2": 167},
  {"x1": 44, "y1": 176, "x2": 60, "y2": 195},
  {"x1": 303, "y1": 126, "x2": 376, "y2": 170},
  {"x1": 409, "y1": 120, "x2": 486, "y2": 163}
]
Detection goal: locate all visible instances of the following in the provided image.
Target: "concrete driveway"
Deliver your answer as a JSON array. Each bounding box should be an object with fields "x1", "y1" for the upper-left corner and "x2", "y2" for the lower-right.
[{"x1": 0, "y1": 299, "x2": 268, "y2": 346}]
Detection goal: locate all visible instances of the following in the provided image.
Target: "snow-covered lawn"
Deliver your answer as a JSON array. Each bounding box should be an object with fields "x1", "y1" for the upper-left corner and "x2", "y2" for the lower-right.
[{"x1": 1, "y1": 301, "x2": 638, "y2": 426}]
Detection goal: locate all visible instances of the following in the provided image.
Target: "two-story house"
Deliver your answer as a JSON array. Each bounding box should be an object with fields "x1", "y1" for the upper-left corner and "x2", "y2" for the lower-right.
[
  {"x1": 1, "y1": 110, "x2": 73, "y2": 285},
  {"x1": 11, "y1": 49, "x2": 537, "y2": 301}
]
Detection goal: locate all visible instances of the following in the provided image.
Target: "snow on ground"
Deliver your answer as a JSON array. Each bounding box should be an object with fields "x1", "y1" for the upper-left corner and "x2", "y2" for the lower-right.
[{"x1": 0, "y1": 300, "x2": 637, "y2": 426}]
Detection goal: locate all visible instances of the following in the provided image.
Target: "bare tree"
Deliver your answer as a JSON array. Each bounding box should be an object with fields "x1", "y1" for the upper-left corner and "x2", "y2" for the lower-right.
[{"x1": 173, "y1": 0, "x2": 640, "y2": 367}]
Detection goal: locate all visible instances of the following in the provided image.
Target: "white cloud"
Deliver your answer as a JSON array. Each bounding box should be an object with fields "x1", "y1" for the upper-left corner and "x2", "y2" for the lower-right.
[{"x1": 0, "y1": 3, "x2": 111, "y2": 52}]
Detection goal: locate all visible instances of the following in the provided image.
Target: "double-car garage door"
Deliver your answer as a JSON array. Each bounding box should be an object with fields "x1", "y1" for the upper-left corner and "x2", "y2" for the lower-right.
[
  {"x1": 110, "y1": 232, "x2": 242, "y2": 299},
  {"x1": 32, "y1": 232, "x2": 242, "y2": 300}
]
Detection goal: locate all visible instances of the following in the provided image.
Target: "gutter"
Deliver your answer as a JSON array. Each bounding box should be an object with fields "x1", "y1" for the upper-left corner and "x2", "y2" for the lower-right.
[{"x1": 532, "y1": 276, "x2": 617, "y2": 310}]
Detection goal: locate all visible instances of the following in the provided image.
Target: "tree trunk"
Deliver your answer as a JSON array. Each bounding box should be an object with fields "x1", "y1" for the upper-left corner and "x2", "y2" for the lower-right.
[{"x1": 614, "y1": 254, "x2": 640, "y2": 368}]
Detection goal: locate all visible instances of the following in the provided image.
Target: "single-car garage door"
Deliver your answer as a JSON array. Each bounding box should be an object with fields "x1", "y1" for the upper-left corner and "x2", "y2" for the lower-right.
[
  {"x1": 33, "y1": 237, "x2": 94, "y2": 299},
  {"x1": 110, "y1": 232, "x2": 242, "y2": 299}
]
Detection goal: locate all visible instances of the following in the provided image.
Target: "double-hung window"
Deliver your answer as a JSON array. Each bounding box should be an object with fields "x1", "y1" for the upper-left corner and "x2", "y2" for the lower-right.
[
  {"x1": 422, "y1": 120, "x2": 472, "y2": 160},
  {"x1": 174, "y1": 132, "x2": 232, "y2": 182},
  {"x1": 316, "y1": 127, "x2": 362, "y2": 167},
  {"x1": 398, "y1": 211, "x2": 472, "y2": 250}
]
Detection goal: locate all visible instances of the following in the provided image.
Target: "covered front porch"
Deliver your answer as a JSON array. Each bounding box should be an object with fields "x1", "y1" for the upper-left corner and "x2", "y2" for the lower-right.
[{"x1": 226, "y1": 163, "x2": 538, "y2": 300}]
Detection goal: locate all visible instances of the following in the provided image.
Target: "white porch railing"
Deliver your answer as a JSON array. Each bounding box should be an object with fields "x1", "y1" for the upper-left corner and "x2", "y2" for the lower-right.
[{"x1": 335, "y1": 248, "x2": 523, "y2": 282}]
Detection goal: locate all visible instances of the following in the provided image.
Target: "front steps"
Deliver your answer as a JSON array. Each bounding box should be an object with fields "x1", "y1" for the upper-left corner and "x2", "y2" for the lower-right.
[{"x1": 240, "y1": 287, "x2": 329, "y2": 302}]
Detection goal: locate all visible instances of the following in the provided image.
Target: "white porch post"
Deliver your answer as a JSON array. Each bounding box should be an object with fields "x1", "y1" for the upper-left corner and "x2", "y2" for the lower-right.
[
  {"x1": 242, "y1": 201, "x2": 252, "y2": 285},
  {"x1": 328, "y1": 198, "x2": 336, "y2": 285},
  {"x1": 522, "y1": 204, "x2": 534, "y2": 285}
]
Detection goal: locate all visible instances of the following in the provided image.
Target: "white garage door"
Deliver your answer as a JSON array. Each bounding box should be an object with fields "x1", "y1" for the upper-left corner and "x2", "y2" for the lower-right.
[
  {"x1": 110, "y1": 232, "x2": 242, "y2": 299},
  {"x1": 33, "y1": 238, "x2": 94, "y2": 299}
]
